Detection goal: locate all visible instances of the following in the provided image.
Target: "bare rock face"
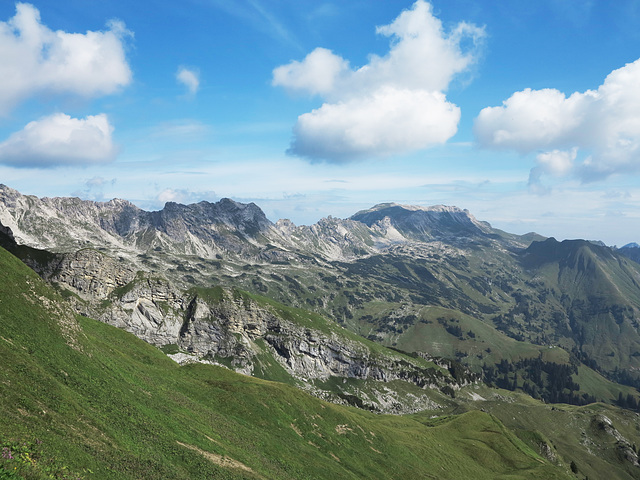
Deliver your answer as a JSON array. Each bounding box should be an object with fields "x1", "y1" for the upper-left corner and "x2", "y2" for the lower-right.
[
  {"x1": 43, "y1": 249, "x2": 136, "y2": 299},
  {"x1": 177, "y1": 293, "x2": 272, "y2": 375},
  {"x1": 539, "y1": 442, "x2": 557, "y2": 463},
  {"x1": 0, "y1": 184, "x2": 280, "y2": 258},
  {"x1": 99, "y1": 276, "x2": 186, "y2": 346},
  {"x1": 175, "y1": 290, "x2": 454, "y2": 388},
  {"x1": 350, "y1": 203, "x2": 493, "y2": 243}
]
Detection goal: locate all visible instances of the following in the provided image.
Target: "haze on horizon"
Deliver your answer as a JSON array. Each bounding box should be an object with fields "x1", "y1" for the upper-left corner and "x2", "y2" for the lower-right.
[{"x1": 0, "y1": 0, "x2": 639, "y2": 246}]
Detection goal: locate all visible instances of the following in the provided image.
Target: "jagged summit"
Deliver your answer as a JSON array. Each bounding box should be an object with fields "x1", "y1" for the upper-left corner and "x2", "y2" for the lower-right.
[
  {"x1": 0, "y1": 183, "x2": 25, "y2": 196},
  {"x1": 0, "y1": 184, "x2": 539, "y2": 266},
  {"x1": 0, "y1": 186, "x2": 278, "y2": 255},
  {"x1": 151, "y1": 198, "x2": 273, "y2": 235}
]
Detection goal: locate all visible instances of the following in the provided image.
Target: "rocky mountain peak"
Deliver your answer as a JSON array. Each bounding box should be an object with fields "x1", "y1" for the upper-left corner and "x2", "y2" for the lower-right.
[
  {"x1": 0, "y1": 183, "x2": 20, "y2": 197},
  {"x1": 152, "y1": 198, "x2": 273, "y2": 239},
  {"x1": 0, "y1": 187, "x2": 278, "y2": 256},
  {"x1": 350, "y1": 202, "x2": 492, "y2": 242},
  {"x1": 159, "y1": 198, "x2": 270, "y2": 224},
  {"x1": 357, "y1": 202, "x2": 469, "y2": 214}
]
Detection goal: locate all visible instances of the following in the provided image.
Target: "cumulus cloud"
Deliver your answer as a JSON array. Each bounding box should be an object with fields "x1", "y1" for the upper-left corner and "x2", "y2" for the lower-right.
[
  {"x1": 289, "y1": 87, "x2": 460, "y2": 161},
  {"x1": 273, "y1": 47, "x2": 348, "y2": 96},
  {"x1": 272, "y1": 0, "x2": 484, "y2": 162},
  {"x1": 528, "y1": 148, "x2": 578, "y2": 193},
  {"x1": 474, "y1": 58, "x2": 640, "y2": 185},
  {"x1": 0, "y1": 3, "x2": 132, "y2": 114},
  {"x1": 0, "y1": 113, "x2": 118, "y2": 167},
  {"x1": 176, "y1": 67, "x2": 200, "y2": 95}
]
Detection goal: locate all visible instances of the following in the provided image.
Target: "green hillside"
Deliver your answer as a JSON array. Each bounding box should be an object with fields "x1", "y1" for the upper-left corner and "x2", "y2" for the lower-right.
[
  {"x1": 0, "y1": 245, "x2": 574, "y2": 479},
  {"x1": 463, "y1": 387, "x2": 640, "y2": 480}
]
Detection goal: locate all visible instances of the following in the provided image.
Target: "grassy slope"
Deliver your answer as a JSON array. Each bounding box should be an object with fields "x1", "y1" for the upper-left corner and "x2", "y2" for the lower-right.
[
  {"x1": 465, "y1": 386, "x2": 640, "y2": 480},
  {"x1": 0, "y1": 246, "x2": 572, "y2": 479},
  {"x1": 385, "y1": 304, "x2": 544, "y2": 364},
  {"x1": 358, "y1": 302, "x2": 639, "y2": 405}
]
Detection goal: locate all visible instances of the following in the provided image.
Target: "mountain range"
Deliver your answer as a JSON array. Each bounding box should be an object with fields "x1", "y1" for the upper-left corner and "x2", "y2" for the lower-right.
[
  {"x1": 2, "y1": 183, "x2": 640, "y2": 478},
  {"x1": 3, "y1": 184, "x2": 639, "y2": 382}
]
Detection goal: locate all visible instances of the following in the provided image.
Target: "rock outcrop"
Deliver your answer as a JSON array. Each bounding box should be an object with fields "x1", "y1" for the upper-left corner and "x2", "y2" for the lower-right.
[
  {"x1": 43, "y1": 249, "x2": 137, "y2": 299},
  {"x1": 100, "y1": 276, "x2": 186, "y2": 346},
  {"x1": 591, "y1": 414, "x2": 640, "y2": 467}
]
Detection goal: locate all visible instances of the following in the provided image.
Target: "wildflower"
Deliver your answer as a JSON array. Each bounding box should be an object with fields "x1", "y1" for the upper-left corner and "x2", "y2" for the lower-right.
[{"x1": 1, "y1": 446, "x2": 13, "y2": 459}]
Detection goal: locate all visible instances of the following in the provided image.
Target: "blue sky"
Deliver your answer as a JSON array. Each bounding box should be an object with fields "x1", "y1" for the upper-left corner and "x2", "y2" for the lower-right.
[{"x1": 1, "y1": 1, "x2": 640, "y2": 246}]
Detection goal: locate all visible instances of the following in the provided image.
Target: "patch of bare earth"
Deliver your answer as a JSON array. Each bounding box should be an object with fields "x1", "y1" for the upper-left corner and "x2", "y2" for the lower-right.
[{"x1": 177, "y1": 441, "x2": 260, "y2": 477}]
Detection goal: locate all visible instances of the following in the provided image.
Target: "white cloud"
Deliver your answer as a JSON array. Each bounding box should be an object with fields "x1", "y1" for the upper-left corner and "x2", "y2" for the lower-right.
[
  {"x1": 272, "y1": 0, "x2": 484, "y2": 162},
  {"x1": 366, "y1": 7, "x2": 483, "y2": 93},
  {"x1": 535, "y1": 148, "x2": 577, "y2": 176},
  {"x1": 474, "y1": 58, "x2": 640, "y2": 184},
  {"x1": 156, "y1": 188, "x2": 216, "y2": 205},
  {"x1": 176, "y1": 67, "x2": 200, "y2": 95},
  {"x1": 0, "y1": 3, "x2": 132, "y2": 114},
  {"x1": 528, "y1": 148, "x2": 577, "y2": 193},
  {"x1": 158, "y1": 189, "x2": 183, "y2": 203},
  {"x1": 474, "y1": 88, "x2": 588, "y2": 153},
  {"x1": 289, "y1": 87, "x2": 460, "y2": 161},
  {"x1": 273, "y1": 47, "x2": 347, "y2": 96},
  {"x1": 0, "y1": 113, "x2": 118, "y2": 167}
]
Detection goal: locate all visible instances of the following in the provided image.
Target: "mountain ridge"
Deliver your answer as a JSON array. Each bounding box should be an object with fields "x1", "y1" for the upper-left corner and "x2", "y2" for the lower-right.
[
  {"x1": 3, "y1": 183, "x2": 640, "y2": 406},
  {"x1": 0, "y1": 183, "x2": 536, "y2": 259}
]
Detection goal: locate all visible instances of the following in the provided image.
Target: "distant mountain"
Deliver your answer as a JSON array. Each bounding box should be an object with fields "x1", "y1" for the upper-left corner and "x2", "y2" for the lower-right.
[
  {"x1": 0, "y1": 184, "x2": 534, "y2": 264},
  {"x1": 523, "y1": 237, "x2": 618, "y2": 270},
  {"x1": 350, "y1": 203, "x2": 493, "y2": 241},
  {"x1": 619, "y1": 242, "x2": 640, "y2": 264},
  {"x1": 0, "y1": 184, "x2": 275, "y2": 257},
  {"x1": 518, "y1": 237, "x2": 640, "y2": 373}
]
